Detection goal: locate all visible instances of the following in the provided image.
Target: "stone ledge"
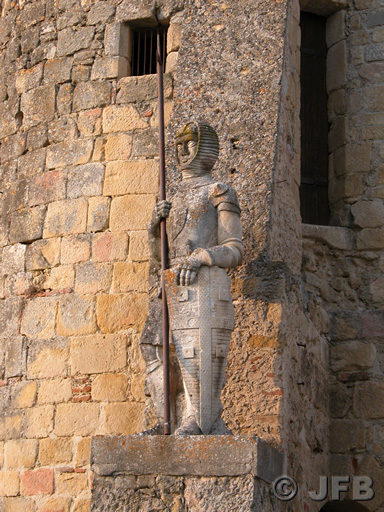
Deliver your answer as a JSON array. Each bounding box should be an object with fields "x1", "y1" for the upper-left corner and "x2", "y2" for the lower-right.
[
  {"x1": 300, "y1": 0, "x2": 347, "y2": 16},
  {"x1": 302, "y1": 223, "x2": 355, "y2": 250},
  {"x1": 91, "y1": 435, "x2": 284, "y2": 484}
]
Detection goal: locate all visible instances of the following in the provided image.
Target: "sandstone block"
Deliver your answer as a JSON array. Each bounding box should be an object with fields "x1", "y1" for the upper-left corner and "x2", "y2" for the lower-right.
[
  {"x1": 18, "y1": 147, "x2": 46, "y2": 177},
  {"x1": 97, "y1": 293, "x2": 147, "y2": 333},
  {"x1": 353, "y1": 381, "x2": 384, "y2": 419},
  {"x1": 4, "y1": 440, "x2": 38, "y2": 469},
  {"x1": 9, "y1": 206, "x2": 46, "y2": 244},
  {"x1": 331, "y1": 342, "x2": 376, "y2": 372},
  {"x1": 67, "y1": 163, "x2": 105, "y2": 199},
  {"x1": 330, "y1": 311, "x2": 360, "y2": 341},
  {"x1": 112, "y1": 262, "x2": 148, "y2": 293},
  {"x1": 61, "y1": 235, "x2": 91, "y2": 265},
  {"x1": 2, "y1": 245, "x2": 26, "y2": 274},
  {"x1": 55, "y1": 403, "x2": 100, "y2": 436},
  {"x1": 351, "y1": 200, "x2": 384, "y2": 228},
  {"x1": 88, "y1": 2, "x2": 115, "y2": 24},
  {"x1": 92, "y1": 231, "x2": 128, "y2": 262},
  {"x1": 17, "y1": 2, "x2": 44, "y2": 29},
  {"x1": 70, "y1": 333, "x2": 127, "y2": 374},
  {"x1": 56, "y1": 472, "x2": 88, "y2": 495},
  {"x1": 364, "y1": 85, "x2": 384, "y2": 112},
  {"x1": 103, "y1": 402, "x2": 144, "y2": 435},
  {"x1": 57, "y1": 27, "x2": 95, "y2": 57},
  {"x1": 102, "y1": 105, "x2": 147, "y2": 133},
  {"x1": 356, "y1": 228, "x2": 384, "y2": 250},
  {"x1": 104, "y1": 133, "x2": 132, "y2": 161},
  {"x1": 38, "y1": 378, "x2": 72, "y2": 404},
  {"x1": 104, "y1": 22, "x2": 130, "y2": 57},
  {"x1": 57, "y1": 294, "x2": 97, "y2": 337},
  {"x1": 57, "y1": 9, "x2": 86, "y2": 31},
  {"x1": 40, "y1": 497, "x2": 71, "y2": 512},
  {"x1": 0, "y1": 103, "x2": 16, "y2": 139},
  {"x1": 0, "y1": 299, "x2": 23, "y2": 338},
  {"x1": 130, "y1": 373, "x2": 145, "y2": 402},
  {"x1": 87, "y1": 197, "x2": 110, "y2": 233},
  {"x1": 150, "y1": 101, "x2": 173, "y2": 128},
  {"x1": 0, "y1": 416, "x2": 22, "y2": 442},
  {"x1": 327, "y1": 40, "x2": 346, "y2": 93},
  {"x1": 43, "y1": 266, "x2": 75, "y2": 291},
  {"x1": 57, "y1": 83, "x2": 73, "y2": 115},
  {"x1": 117, "y1": 74, "x2": 173, "y2": 103},
  {"x1": 103, "y1": 161, "x2": 158, "y2": 196},
  {"x1": 329, "y1": 419, "x2": 366, "y2": 453},
  {"x1": 28, "y1": 170, "x2": 66, "y2": 207},
  {"x1": 370, "y1": 278, "x2": 384, "y2": 302},
  {"x1": 44, "y1": 199, "x2": 88, "y2": 238},
  {"x1": 27, "y1": 347, "x2": 69, "y2": 379},
  {"x1": 14, "y1": 381, "x2": 37, "y2": 409},
  {"x1": 3, "y1": 497, "x2": 35, "y2": 512},
  {"x1": 15, "y1": 63, "x2": 44, "y2": 94},
  {"x1": 26, "y1": 238, "x2": 61, "y2": 270},
  {"x1": 72, "y1": 499, "x2": 91, "y2": 512},
  {"x1": 20, "y1": 296, "x2": 58, "y2": 340},
  {"x1": 75, "y1": 262, "x2": 112, "y2": 295},
  {"x1": 168, "y1": 23, "x2": 182, "y2": 52},
  {"x1": 44, "y1": 57, "x2": 73, "y2": 84},
  {"x1": 21, "y1": 85, "x2": 56, "y2": 128},
  {"x1": 73, "y1": 82, "x2": 112, "y2": 112},
  {"x1": 5, "y1": 336, "x2": 26, "y2": 379},
  {"x1": 91, "y1": 57, "x2": 128, "y2": 80},
  {"x1": 46, "y1": 140, "x2": 93, "y2": 169},
  {"x1": 48, "y1": 117, "x2": 78, "y2": 145},
  {"x1": 24, "y1": 405, "x2": 54, "y2": 438},
  {"x1": 362, "y1": 310, "x2": 384, "y2": 338},
  {"x1": 110, "y1": 195, "x2": 156, "y2": 231},
  {"x1": 92, "y1": 374, "x2": 128, "y2": 402},
  {"x1": 0, "y1": 134, "x2": 27, "y2": 165},
  {"x1": 131, "y1": 130, "x2": 158, "y2": 157},
  {"x1": 38, "y1": 437, "x2": 72, "y2": 465},
  {"x1": 78, "y1": 109, "x2": 102, "y2": 137},
  {"x1": 129, "y1": 230, "x2": 149, "y2": 261},
  {"x1": 165, "y1": 51, "x2": 178, "y2": 74},
  {"x1": 75, "y1": 437, "x2": 91, "y2": 467},
  {"x1": 0, "y1": 472, "x2": 19, "y2": 497},
  {"x1": 20, "y1": 468, "x2": 54, "y2": 496}
]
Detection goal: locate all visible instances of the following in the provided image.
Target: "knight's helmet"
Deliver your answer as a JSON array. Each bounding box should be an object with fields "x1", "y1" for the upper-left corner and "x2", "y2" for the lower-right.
[{"x1": 176, "y1": 121, "x2": 219, "y2": 175}]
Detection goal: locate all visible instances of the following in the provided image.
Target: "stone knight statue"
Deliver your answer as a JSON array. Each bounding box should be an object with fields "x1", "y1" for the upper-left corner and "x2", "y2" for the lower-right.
[{"x1": 140, "y1": 121, "x2": 243, "y2": 435}]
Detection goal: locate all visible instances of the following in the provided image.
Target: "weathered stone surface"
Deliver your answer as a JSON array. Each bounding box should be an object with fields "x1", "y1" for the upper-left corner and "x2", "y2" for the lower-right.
[
  {"x1": 77, "y1": 108, "x2": 102, "y2": 137},
  {"x1": 21, "y1": 85, "x2": 56, "y2": 128},
  {"x1": 331, "y1": 342, "x2": 376, "y2": 372},
  {"x1": 330, "y1": 312, "x2": 360, "y2": 341},
  {"x1": 115, "y1": 1, "x2": 157, "y2": 25},
  {"x1": 103, "y1": 160, "x2": 158, "y2": 196},
  {"x1": 18, "y1": 148, "x2": 46, "y2": 177},
  {"x1": 20, "y1": 468, "x2": 54, "y2": 496},
  {"x1": 55, "y1": 403, "x2": 100, "y2": 436},
  {"x1": 39, "y1": 497, "x2": 71, "y2": 512},
  {"x1": 39, "y1": 437, "x2": 72, "y2": 466},
  {"x1": 13, "y1": 381, "x2": 37, "y2": 409},
  {"x1": 27, "y1": 347, "x2": 68, "y2": 379},
  {"x1": 327, "y1": 40, "x2": 347, "y2": 93},
  {"x1": 4, "y1": 440, "x2": 38, "y2": 469},
  {"x1": 5, "y1": 336, "x2": 26, "y2": 379},
  {"x1": 17, "y1": 2, "x2": 45, "y2": 29},
  {"x1": 104, "y1": 133, "x2": 132, "y2": 161},
  {"x1": 44, "y1": 199, "x2": 88, "y2": 238},
  {"x1": 56, "y1": 472, "x2": 88, "y2": 495},
  {"x1": 96, "y1": 293, "x2": 147, "y2": 333},
  {"x1": 102, "y1": 105, "x2": 147, "y2": 133},
  {"x1": 57, "y1": 83, "x2": 73, "y2": 115},
  {"x1": 15, "y1": 63, "x2": 44, "y2": 94},
  {"x1": 0, "y1": 134, "x2": 27, "y2": 165},
  {"x1": 24, "y1": 405, "x2": 54, "y2": 438},
  {"x1": 0, "y1": 472, "x2": 20, "y2": 497},
  {"x1": 168, "y1": 23, "x2": 182, "y2": 52},
  {"x1": 301, "y1": 224, "x2": 354, "y2": 250},
  {"x1": 91, "y1": 57, "x2": 128, "y2": 80},
  {"x1": 129, "y1": 231, "x2": 149, "y2": 261},
  {"x1": 70, "y1": 334, "x2": 127, "y2": 374},
  {"x1": 92, "y1": 374, "x2": 128, "y2": 402},
  {"x1": 61, "y1": 234, "x2": 91, "y2": 265},
  {"x1": 46, "y1": 140, "x2": 93, "y2": 169},
  {"x1": 87, "y1": 197, "x2": 110, "y2": 232},
  {"x1": 88, "y1": 2, "x2": 115, "y2": 24},
  {"x1": 38, "y1": 379, "x2": 72, "y2": 404},
  {"x1": 0, "y1": 104, "x2": 17, "y2": 139},
  {"x1": 73, "y1": 81, "x2": 112, "y2": 112},
  {"x1": 9, "y1": 206, "x2": 46, "y2": 244},
  {"x1": 57, "y1": 27, "x2": 95, "y2": 57},
  {"x1": 44, "y1": 57, "x2": 73, "y2": 84},
  {"x1": 57, "y1": 294, "x2": 97, "y2": 336},
  {"x1": 20, "y1": 297, "x2": 58, "y2": 339},
  {"x1": 67, "y1": 163, "x2": 105, "y2": 199},
  {"x1": 28, "y1": 170, "x2": 66, "y2": 207},
  {"x1": 26, "y1": 238, "x2": 61, "y2": 270},
  {"x1": 104, "y1": 22, "x2": 130, "y2": 57},
  {"x1": 2, "y1": 245, "x2": 26, "y2": 275},
  {"x1": 353, "y1": 381, "x2": 384, "y2": 419},
  {"x1": 75, "y1": 262, "x2": 112, "y2": 295},
  {"x1": 117, "y1": 74, "x2": 173, "y2": 104},
  {"x1": 48, "y1": 117, "x2": 77, "y2": 144},
  {"x1": 110, "y1": 195, "x2": 156, "y2": 231},
  {"x1": 131, "y1": 129, "x2": 159, "y2": 157},
  {"x1": 0, "y1": 299, "x2": 23, "y2": 338},
  {"x1": 75, "y1": 437, "x2": 91, "y2": 467},
  {"x1": 351, "y1": 200, "x2": 384, "y2": 228},
  {"x1": 112, "y1": 262, "x2": 148, "y2": 293},
  {"x1": 2, "y1": 497, "x2": 35, "y2": 512},
  {"x1": 365, "y1": 43, "x2": 384, "y2": 62},
  {"x1": 92, "y1": 231, "x2": 128, "y2": 262},
  {"x1": 103, "y1": 402, "x2": 145, "y2": 435}
]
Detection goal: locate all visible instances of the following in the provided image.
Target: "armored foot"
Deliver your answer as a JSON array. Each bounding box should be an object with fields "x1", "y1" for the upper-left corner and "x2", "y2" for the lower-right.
[{"x1": 175, "y1": 416, "x2": 203, "y2": 436}]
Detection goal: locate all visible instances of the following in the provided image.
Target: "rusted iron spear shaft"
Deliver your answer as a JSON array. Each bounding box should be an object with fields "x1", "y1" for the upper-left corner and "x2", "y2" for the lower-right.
[{"x1": 157, "y1": 30, "x2": 171, "y2": 435}]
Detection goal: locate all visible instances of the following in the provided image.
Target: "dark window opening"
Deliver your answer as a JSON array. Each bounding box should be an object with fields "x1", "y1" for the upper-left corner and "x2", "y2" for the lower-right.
[
  {"x1": 131, "y1": 26, "x2": 167, "y2": 76},
  {"x1": 300, "y1": 12, "x2": 330, "y2": 225}
]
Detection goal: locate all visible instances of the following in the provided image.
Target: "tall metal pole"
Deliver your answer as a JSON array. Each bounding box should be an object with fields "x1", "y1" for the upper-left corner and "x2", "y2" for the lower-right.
[{"x1": 157, "y1": 29, "x2": 171, "y2": 435}]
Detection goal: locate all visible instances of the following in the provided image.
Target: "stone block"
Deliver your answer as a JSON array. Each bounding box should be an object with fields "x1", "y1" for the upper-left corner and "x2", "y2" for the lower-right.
[
  {"x1": 57, "y1": 294, "x2": 97, "y2": 336},
  {"x1": 0, "y1": 416, "x2": 23, "y2": 442},
  {"x1": 91, "y1": 57, "x2": 129, "y2": 80},
  {"x1": 17, "y1": 2, "x2": 45, "y2": 29},
  {"x1": 43, "y1": 266, "x2": 75, "y2": 291},
  {"x1": 92, "y1": 232, "x2": 128, "y2": 262},
  {"x1": 38, "y1": 437, "x2": 73, "y2": 465},
  {"x1": 28, "y1": 347, "x2": 69, "y2": 379},
  {"x1": 0, "y1": 472, "x2": 19, "y2": 497},
  {"x1": 0, "y1": 299, "x2": 23, "y2": 338},
  {"x1": 72, "y1": 498, "x2": 91, "y2": 512},
  {"x1": 362, "y1": 310, "x2": 384, "y2": 338},
  {"x1": 330, "y1": 311, "x2": 360, "y2": 341},
  {"x1": 21, "y1": 85, "x2": 56, "y2": 128},
  {"x1": 104, "y1": 133, "x2": 132, "y2": 161},
  {"x1": 46, "y1": 140, "x2": 93, "y2": 169},
  {"x1": 20, "y1": 297, "x2": 58, "y2": 340},
  {"x1": 75, "y1": 263, "x2": 112, "y2": 295},
  {"x1": 57, "y1": 83, "x2": 73, "y2": 115},
  {"x1": 70, "y1": 333, "x2": 127, "y2": 374},
  {"x1": 40, "y1": 497, "x2": 71, "y2": 512},
  {"x1": 103, "y1": 160, "x2": 158, "y2": 196},
  {"x1": 5, "y1": 336, "x2": 26, "y2": 379},
  {"x1": 351, "y1": 200, "x2": 384, "y2": 228},
  {"x1": 356, "y1": 228, "x2": 384, "y2": 250},
  {"x1": 26, "y1": 238, "x2": 61, "y2": 271},
  {"x1": 48, "y1": 118, "x2": 77, "y2": 144},
  {"x1": 331, "y1": 342, "x2": 376, "y2": 372},
  {"x1": 57, "y1": 472, "x2": 88, "y2": 495},
  {"x1": 55, "y1": 403, "x2": 100, "y2": 436},
  {"x1": 20, "y1": 468, "x2": 54, "y2": 496},
  {"x1": 326, "y1": 10, "x2": 345, "y2": 48},
  {"x1": 102, "y1": 105, "x2": 147, "y2": 133},
  {"x1": 165, "y1": 51, "x2": 178, "y2": 73},
  {"x1": 2, "y1": 245, "x2": 26, "y2": 274},
  {"x1": 364, "y1": 85, "x2": 384, "y2": 112},
  {"x1": 365, "y1": 43, "x2": 384, "y2": 62},
  {"x1": 131, "y1": 130, "x2": 158, "y2": 157},
  {"x1": 96, "y1": 293, "x2": 147, "y2": 333},
  {"x1": 73, "y1": 82, "x2": 112, "y2": 112},
  {"x1": 9, "y1": 206, "x2": 46, "y2": 244},
  {"x1": 129, "y1": 231, "x2": 149, "y2": 261},
  {"x1": 328, "y1": 116, "x2": 346, "y2": 153},
  {"x1": 44, "y1": 199, "x2": 88, "y2": 238},
  {"x1": 112, "y1": 262, "x2": 148, "y2": 293},
  {"x1": 0, "y1": 134, "x2": 27, "y2": 165},
  {"x1": 61, "y1": 234, "x2": 91, "y2": 265},
  {"x1": 104, "y1": 22, "x2": 131, "y2": 57},
  {"x1": 168, "y1": 23, "x2": 182, "y2": 52},
  {"x1": 28, "y1": 170, "x2": 66, "y2": 207},
  {"x1": 57, "y1": 9, "x2": 86, "y2": 31},
  {"x1": 2, "y1": 179, "x2": 28, "y2": 217},
  {"x1": 327, "y1": 40, "x2": 346, "y2": 93},
  {"x1": 18, "y1": 147, "x2": 46, "y2": 177},
  {"x1": 87, "y1": 197, "x2": 110, "y2": 232},
  {"x1": 150, "y1": 101, "x2": 173, "y2": 128},
  {"x1": 353, "y1": 381, "x2": 384, "y2": 419},
  {"x1": 117, "y1": 74, "x2": 173, "y2": 104},
  {"x1": 15, "y1": 63, "x2": 44, "y2": 94},
  {"x1": 13, "y1": 381, "x2": 37, "y2": 409},
  {"x1": 110, "y1": 195, "x2": 156, "y2": 231},
  {"x1": 370, "y1": 277, "x2": 384, "y2": 302},
  {"x1": 0, "y1": 104, "x2": 17, "y2": 139},
  {"x1": 78, "y1": 109, "x2": 102, "y2": 137},
  {"x1": 103, "y1": 402, "x2": 144, "y2": 435},
  {"x1": 75, "y1": 437, "x2": 91, "y2": 467},
  {"x1": 67, "y1": 163, "x2": 105, "y2": 199},
  {"x1": 38, "y1": 378, "x2": 72, "y2": 404},
  {"x1": 92, "y1": 374, "x2": 128, "y2": 402},
  {"x1": 2, "y1": 497, "x2": 35, "y2": 512},
  {"x1": 329, "y1": 419, "x2": 366, "y2": 453},
  {"x1": 44, "y1": 57, "x2": 73, "y2": 84},
  {"x1": 57, "y1": 27, "x2": 95, "y2": 57},
  {"x1": 4, "y1": 440, "x2": 38, "y2": 469},
  {"x1": 88, "y1": 2, "x2": 115, "y2": 24},
  {"x1": 24, "y1": 405, "x2": 54, "y2": 438}
]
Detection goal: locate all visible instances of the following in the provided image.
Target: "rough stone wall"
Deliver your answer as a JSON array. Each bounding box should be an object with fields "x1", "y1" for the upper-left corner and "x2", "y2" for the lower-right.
[{"x1": 0, "y1": 0, "x2": 182, "y2": 509}]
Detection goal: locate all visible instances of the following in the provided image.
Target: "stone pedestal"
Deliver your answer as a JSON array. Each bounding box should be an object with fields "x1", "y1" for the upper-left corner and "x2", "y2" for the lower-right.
[{"x1": 91, "y1": 436, "x2": 284, "y2": 511}]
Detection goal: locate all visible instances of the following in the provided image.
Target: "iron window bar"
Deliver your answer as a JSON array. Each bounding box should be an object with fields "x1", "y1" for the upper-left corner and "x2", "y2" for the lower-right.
[{"x1": 131, "y1": 26, "x2": 168, "y2": 76}]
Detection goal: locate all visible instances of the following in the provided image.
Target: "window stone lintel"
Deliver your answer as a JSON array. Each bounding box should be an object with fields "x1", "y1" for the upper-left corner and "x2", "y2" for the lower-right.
[{"x1": 300, "y1": 0, "x2": 347, "y2": 17}]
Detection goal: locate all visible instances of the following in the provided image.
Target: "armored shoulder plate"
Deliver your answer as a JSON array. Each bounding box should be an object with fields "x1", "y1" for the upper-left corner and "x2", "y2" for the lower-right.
[{"x1": 209, "y1": 182, "x2": 240, "y2": 215}]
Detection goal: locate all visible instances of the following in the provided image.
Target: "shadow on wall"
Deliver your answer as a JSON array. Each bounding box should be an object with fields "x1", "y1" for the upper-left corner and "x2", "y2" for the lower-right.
[{"x1": 321, "y1": 501, "x2": 370, "y2": 512}]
